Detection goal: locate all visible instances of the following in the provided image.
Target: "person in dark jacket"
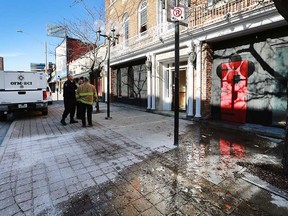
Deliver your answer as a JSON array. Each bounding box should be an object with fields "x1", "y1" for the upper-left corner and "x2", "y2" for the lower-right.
[{"x1": 60, "y1": 73, "x2": 78, "y2": 125}]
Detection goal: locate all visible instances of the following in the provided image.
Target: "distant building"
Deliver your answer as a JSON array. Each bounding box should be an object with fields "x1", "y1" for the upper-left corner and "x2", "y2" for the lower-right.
[
  {"x1": 30, "y1": 63, "x2": 46, "y2": 72},
  {"x1": 0, "y1": 57, "x2": 3, "y2": 70},
  {"x1": 55, "y1": 37, "x2": 96, "y2": 79}
]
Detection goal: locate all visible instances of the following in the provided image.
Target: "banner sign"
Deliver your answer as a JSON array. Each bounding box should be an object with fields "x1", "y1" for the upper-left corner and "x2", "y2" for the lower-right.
[{"x1": 47, "y1": 24, "x2": 66, "y2": 38}]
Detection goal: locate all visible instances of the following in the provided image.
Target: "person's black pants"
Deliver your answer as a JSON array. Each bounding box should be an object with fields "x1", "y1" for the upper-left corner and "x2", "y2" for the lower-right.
[
  {"x1": 80, "y1": 102, "x2": 93, "y2": 126},
  {"x1": 76, "y1": 102, "x2": 82, "y2": 119},
  {"x1": 62, "y1": 99, "x2": 76, "y2": 120}
]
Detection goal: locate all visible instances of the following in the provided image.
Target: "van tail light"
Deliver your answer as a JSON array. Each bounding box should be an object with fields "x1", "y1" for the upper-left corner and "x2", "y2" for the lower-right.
[{"x1": 43, "y1": 91, "x2": 48, "y2": 100}]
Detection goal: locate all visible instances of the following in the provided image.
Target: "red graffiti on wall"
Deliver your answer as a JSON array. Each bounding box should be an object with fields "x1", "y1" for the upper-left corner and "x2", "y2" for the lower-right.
[{"x1": 217, "y1": 54, "x2": 255, "y2": 123}]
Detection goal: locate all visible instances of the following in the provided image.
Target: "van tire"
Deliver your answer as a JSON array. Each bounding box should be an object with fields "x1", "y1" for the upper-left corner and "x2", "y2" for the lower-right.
[
  {"x1": 42, "y1": 109, "x2": 48, "y2": 116},
  {"x1": 0, "y1": 113, "x2": 7, "y2": 121}
]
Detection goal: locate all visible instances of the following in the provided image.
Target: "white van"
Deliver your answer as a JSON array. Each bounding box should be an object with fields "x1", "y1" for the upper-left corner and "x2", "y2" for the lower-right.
[{"x1": 0, "y1": 71, "x2": 48, "y2": 120}]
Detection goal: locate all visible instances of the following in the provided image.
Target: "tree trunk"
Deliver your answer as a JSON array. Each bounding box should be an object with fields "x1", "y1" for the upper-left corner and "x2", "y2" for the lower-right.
[{"x1": 95, "y1": 76, "x2": 100, "y2": 113}]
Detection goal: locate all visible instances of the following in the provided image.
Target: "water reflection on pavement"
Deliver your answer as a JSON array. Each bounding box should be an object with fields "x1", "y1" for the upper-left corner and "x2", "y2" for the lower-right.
[
  {"x1": 60, "y1": 123, "x2": 287, "y2": 215},
  {"x1": 0, "y1": 102, "x2": 287, "y2": 215}
]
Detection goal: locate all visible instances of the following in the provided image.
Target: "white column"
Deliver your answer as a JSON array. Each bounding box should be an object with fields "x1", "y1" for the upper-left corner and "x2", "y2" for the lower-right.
[
  {"x1": 151, "y1": 54, "x2": 156, "y2": 110},
  {"x1": 146, "y1": 55, "x2": 152, "y2": 110},
  {"x1": 195, "y1": 41, "x2": 202, "y2": 118},
  {"x1": 187, "y1": 44, "x2": 195, "y2": 117}
]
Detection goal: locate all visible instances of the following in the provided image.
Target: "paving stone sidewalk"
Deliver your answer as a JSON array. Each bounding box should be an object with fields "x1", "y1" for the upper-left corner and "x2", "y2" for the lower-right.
[{"x1": 0, "y1": 102, "x2": 287, "y2": 216}]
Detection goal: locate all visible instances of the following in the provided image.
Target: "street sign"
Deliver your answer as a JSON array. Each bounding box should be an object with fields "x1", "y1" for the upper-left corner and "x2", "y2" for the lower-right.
[
  {"x1": 171, "y1": 7, "x2": 185, "y2": 21},
  {"x1": 46, "y1": 24, "x2": 66, "y2": 38},
  {"x1": 166, "y1": 0, "x2": 189, "y2": 26}
]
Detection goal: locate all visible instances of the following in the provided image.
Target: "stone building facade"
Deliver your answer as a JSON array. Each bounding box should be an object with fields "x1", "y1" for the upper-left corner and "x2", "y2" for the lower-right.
[{"x1": 103, "y1": 0, "x2": 288, "y2": 127}]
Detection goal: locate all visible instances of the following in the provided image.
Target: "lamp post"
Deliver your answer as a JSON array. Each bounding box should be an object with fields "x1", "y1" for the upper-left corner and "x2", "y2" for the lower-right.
[
  {"x1": 97, "y1": 27, "x2": 119, "y2": 120},
  {"x1": 16, "y1": 30, "x2": 48, "y2": 73}
]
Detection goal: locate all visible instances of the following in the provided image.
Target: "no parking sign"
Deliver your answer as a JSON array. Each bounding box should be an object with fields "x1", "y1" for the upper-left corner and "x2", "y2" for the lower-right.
[{"x1": 171, "y1": 7, "x2": 185, "y2": 21}]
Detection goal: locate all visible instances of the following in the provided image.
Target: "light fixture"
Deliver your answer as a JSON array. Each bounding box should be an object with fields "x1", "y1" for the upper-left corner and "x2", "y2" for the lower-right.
[{"x1": 95, "y1": 20, "x2": 120, "y2": 120}]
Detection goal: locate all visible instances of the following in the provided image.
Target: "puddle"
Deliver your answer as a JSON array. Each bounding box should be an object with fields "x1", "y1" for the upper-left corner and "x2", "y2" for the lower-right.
[{"x1": 41, "y1": 122, "x2": 286, "y2": 215}]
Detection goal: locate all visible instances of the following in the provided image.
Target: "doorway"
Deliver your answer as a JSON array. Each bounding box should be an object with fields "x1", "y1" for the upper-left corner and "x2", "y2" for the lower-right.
[
  {"x1": 172, "y1": 69, "x2": 187, "y2": 111},
  {"x1": 163, "y1": 65, "x2": 187, "y2": 111}
]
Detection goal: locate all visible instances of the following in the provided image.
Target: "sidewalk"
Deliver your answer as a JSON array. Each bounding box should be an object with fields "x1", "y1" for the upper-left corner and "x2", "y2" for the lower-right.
[{"x1": 0, "y1": 101, "x2": 287, "y2": 215}]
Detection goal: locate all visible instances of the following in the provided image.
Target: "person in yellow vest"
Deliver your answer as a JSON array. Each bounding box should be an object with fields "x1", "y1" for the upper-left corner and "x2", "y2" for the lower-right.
[
  {"x1": 76, "y1": 77, "x2": 83, "y2": 119},
  {"x1": 76, "y1": 77, "x2": 98, "y2": 127}
]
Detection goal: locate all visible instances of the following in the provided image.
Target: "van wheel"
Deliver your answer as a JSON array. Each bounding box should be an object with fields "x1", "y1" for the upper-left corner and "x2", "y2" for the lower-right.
[
  {"x1": 0, "y1": 113, "x2": 7, "y2": 121},
  {"x1": 42, "y1": 109, "x2": 48, "y2": 116}
]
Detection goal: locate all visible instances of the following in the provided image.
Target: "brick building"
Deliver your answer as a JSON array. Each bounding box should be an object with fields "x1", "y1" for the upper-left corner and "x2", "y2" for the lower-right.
[
  {"x1": 0, "y1": 57, "x2": 3, "y2": 70},
  {"x1": 104, "y1": 0, "x2": 288, "y2": 127}
]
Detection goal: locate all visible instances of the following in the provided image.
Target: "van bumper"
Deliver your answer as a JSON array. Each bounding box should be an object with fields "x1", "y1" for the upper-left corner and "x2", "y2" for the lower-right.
[{"x1": 0, "y1": 102, "x2": 48, "y2": 112}]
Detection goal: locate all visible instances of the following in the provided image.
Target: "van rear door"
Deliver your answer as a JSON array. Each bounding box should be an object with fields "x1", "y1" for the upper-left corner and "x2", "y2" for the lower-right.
[{"x1": 3, "y1": 71, "x2": 46, "y2": 91}]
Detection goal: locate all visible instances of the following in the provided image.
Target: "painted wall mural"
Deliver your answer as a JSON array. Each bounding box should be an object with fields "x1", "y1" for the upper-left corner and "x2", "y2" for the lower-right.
[
  {"x1": 216, "y1": 54, "x2": 255, "y2": 123},
  {"x1": 211, "y1": 32, "x2": 288, "y2": 126}
]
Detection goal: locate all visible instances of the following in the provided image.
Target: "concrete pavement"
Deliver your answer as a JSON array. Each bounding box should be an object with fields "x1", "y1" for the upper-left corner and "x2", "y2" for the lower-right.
[{"x1": 0, "y1": 101, "x2": 287, "y2": 215}]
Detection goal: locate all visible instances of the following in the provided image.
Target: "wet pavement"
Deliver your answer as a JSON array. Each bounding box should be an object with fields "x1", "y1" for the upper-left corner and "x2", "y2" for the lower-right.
[
  {"x1": 0, "y1": 120, "x2": 11, "y2": 144},
  {"x1": 0, "y1": 101, "x2": 287, "y2": 216}
]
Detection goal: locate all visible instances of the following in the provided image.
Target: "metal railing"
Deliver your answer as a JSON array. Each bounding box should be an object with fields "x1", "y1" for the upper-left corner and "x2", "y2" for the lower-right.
[
  {"x1": 111, "y1": 0, "x2": 274, "y2": 59},
  {"x1": 189, "y1": 0, "x2": 274, "y2": 28}
]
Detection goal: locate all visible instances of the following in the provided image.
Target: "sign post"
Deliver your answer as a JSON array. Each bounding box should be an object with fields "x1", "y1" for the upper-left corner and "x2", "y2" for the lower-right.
[
  {"x1": 174, "y1": 0, "x2": 180, "y2": 146},
  {"x1": 164, "y1": 0, "x2": 189, "y2": 146}
]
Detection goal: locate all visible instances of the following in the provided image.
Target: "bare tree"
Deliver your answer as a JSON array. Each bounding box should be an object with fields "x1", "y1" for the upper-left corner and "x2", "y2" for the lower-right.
[
  {"x1": 60, "y1": 0, "x2": 140, "y2": 111},
  {"x1": 59, "y1": 1, "x2": 107, "y2": 112},
  {"x1": 121, "y1": 65, "x2": 147, "y2": 105}
]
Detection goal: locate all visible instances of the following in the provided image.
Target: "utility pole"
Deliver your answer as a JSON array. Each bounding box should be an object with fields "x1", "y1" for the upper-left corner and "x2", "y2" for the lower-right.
[{"x1": 17, "y1": 30, "x2": 48, "y2": 73}]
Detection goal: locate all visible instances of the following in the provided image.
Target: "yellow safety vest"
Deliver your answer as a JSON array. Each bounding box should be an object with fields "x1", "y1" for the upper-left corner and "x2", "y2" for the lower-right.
[{"x1": 76, "y1": 83, "x2": 97, "y2": 105}]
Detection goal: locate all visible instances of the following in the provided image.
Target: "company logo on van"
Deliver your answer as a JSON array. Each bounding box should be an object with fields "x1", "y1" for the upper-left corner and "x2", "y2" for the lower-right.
[
  {"x1": 10, "y1": 74, "x2": 32, "y2": 86},
  {"x1": 18, "y1": 75, "x2": 25, "y2": 81}
]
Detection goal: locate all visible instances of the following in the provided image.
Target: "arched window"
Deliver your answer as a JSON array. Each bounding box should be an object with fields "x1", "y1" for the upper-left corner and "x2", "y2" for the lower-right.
[
  {"x1": 139, "y1": 0, "x2": 147, "y2": 35},
  {"x1": 123, "y1": 13, "x2": 129, "y2": 42}
]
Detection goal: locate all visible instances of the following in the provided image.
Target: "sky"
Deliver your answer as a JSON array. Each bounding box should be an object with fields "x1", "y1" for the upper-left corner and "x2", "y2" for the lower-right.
[{"x1": 0, "y1": 0, "x2": 104, "y2": 71}]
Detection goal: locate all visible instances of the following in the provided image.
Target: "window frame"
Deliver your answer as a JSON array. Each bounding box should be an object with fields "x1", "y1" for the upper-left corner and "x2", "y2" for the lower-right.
[
  {"x1": 138, "y1": 0, "x2": 148, "y2": 35},
  {"x1": 123, "y1": 13, "x2": 129, "y2": 42}
]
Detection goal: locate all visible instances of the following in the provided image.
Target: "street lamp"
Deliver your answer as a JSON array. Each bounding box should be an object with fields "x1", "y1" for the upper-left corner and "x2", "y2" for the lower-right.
[
  {"x1": 16, "y1": 30, "x2": 48, "y2": 73},
  {"x1": 97, "y1": 24, "x2": 120, "y2": 120}
]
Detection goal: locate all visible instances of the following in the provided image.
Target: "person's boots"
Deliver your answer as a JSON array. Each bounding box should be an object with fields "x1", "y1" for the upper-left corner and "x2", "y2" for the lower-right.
[
  {"x1": 60, "y1": 118, "x2": 67, "y2": 126},
  {"x1": 70, "y1": 118, "x2": 78, "y2": 124}
]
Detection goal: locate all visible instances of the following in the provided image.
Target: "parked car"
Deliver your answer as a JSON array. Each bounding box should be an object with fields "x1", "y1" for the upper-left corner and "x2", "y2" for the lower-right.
[{"x1": 46, "y1": 85, "x2": 53, "y2": 105}]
